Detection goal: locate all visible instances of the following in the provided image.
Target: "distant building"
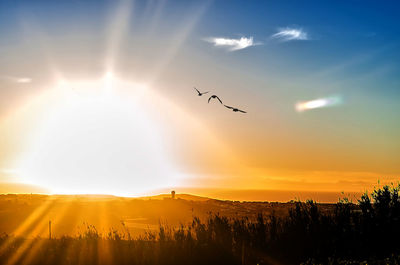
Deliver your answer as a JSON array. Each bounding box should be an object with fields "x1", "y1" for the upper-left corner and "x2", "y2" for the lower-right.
[{"x1": 171, "y1": 190, "x2": 176, "y2": 199}]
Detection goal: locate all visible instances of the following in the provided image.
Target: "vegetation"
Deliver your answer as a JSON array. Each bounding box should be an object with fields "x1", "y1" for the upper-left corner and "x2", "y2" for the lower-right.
[{"x1": 0, "y1": 185, "x2": 399, "y2": 265}]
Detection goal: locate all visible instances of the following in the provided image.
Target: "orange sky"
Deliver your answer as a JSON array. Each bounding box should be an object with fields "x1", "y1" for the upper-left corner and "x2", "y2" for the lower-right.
[{"x1": 0, "y1": 0, "x2": 399, "y2": 197}]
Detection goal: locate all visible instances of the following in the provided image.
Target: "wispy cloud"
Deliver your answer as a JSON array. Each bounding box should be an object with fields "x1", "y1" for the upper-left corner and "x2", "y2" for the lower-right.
[
  {"x1": 0, "y1": 75, "x2": 32, "y2": 84},
  {"x1": 16, "y1": 77, "x2": 32, "y2": 83},
  {"x1": 271, "y1": 28, "x2": 308, "y2": 42},
  {"x1": 205, "y1": 36, "x2": 257, "y2": 51}
]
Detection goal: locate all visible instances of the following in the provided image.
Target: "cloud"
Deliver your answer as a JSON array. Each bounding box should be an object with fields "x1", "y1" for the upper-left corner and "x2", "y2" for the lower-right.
[
  {"x1": 0, "y1": 75, "x2": 32, "y2": 84},
  {"x1": 205, "y1": 36, "x2": 256, "y2": 51},
  {"x1": 271, "y1": 28, "x2": 308, "y2": 42},
  {"x1": 16, "y1": 77, "x2": 32, "y2": 83},
  {"x1": 295, "y1": 96, "x2": 342, "y2": 112}
]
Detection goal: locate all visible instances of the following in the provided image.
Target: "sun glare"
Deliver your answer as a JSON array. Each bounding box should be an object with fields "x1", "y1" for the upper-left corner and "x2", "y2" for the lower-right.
[{"x1": 16, "y1": 74, "x2": 179, "y2": 196}]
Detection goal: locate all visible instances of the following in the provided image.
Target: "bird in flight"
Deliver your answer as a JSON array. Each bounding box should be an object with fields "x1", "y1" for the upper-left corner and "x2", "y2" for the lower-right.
[
  {"x1": 208, "y1": 95, "x2": 223, "y2": 104},
  {"x1": 194, "y1": 87, "x2": 209, "y2": 96},
  {"x1": 224, "y1": 105, "x2": 247, "y2": 113}
]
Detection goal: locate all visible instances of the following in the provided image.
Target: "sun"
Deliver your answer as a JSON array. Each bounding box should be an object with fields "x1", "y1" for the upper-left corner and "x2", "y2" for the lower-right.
[{"x1": 16, "y1": 74, "x2": 179, "y2": 196}]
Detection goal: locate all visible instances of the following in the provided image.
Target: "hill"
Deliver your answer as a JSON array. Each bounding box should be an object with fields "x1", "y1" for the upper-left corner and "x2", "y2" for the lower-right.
[{"x1": 0, "y1": 193, "x2": 337, "y2": 238}]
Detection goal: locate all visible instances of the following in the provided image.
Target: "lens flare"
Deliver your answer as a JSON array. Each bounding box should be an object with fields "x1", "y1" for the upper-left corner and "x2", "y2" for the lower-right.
[{"x1": 295, "y1": 96, "x2": 342, "y2": 112}]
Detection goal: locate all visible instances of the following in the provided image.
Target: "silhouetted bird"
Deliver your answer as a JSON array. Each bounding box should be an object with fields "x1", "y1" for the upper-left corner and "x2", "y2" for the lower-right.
[
  {"x1": 224, "y1": 105, "x2": 247, "y2": 113},
  {"x1": 194, "y1": 87, "x2": 209, "y2": 96},
  {"x1": 208, "y1": 95, "x2": 223, "y2": 104}
]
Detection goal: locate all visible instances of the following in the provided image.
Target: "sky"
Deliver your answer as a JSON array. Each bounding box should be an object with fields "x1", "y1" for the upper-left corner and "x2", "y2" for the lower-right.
[{"x1": 0, "y1": 0, "x2": 399, "y2": 196}]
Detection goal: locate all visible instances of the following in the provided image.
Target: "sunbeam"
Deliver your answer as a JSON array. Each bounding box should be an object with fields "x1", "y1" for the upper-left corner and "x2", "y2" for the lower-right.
[
  {"x1": 0, "y1": 198, "x2": 54, "y2": 258},
  {"x1": 146, "y1": 1, "x2": 210, "y2": 84},
  {"x1": 105, "y1": 0, "x2": 134, "y2": 73}
]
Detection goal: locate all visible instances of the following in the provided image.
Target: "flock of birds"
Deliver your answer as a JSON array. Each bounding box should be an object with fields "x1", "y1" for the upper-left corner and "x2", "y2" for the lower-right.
[{"x1": 193, "y1": 87, "x2": 247, "y2": 113}]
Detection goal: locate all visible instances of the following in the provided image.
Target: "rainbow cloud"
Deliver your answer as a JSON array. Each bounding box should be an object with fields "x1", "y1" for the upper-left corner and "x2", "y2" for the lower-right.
[{"x1": 295, "y1": 96, "x2": 342, "y2": 112}]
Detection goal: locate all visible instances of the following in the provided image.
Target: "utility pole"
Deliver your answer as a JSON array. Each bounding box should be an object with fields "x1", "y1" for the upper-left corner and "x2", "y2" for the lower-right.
[{"x1": 49, "y1": 220, "x2": 51, "y2": 240}]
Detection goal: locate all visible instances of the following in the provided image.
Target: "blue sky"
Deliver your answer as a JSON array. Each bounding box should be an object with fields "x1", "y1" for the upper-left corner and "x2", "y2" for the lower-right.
[{"x1": 0, "y1": 0, "x2": 399, "y2": 194}]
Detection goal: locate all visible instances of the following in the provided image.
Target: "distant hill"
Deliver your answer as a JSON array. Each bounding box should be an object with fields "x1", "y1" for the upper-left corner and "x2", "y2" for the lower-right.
[
  {"x1": 136, "y1": 193, "x2": 213, "y2": 202},
  {"x1": 147, "y1": 188, "x2": 363, "y2": 203},
  {"x1": 0, "y1": 183, "x2": 363, "y2": 203},
  {"x1": 0, "y1": 182, "x2": 49, "y2": 194}
]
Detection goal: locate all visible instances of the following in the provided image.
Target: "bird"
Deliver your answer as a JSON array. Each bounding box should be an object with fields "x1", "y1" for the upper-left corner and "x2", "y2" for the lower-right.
[
  {"x1": 224, "y1": 104, "x2": 247, "y2": 113},
  {"x1": 208, "y1": 95, "x2": 223, "y2": 104},
  {"x1": 193, "y1": 87, "x2": 209, "y2": 96}
]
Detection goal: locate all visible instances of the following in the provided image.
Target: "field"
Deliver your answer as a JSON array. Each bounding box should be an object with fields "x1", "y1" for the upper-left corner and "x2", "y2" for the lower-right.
[
  {"x1": 1, "y1": 185, "x2": 400, "y2": 264},
  {"x1": 0, "y1": 193, "x2": 337, "y2": 238}
]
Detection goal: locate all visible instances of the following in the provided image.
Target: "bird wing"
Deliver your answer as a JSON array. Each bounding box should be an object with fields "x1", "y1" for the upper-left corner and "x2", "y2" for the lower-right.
[
  {"x1": 215, "y1": 96, "x2": 223, "y2": 104},
  {"x1": 224, "y1": 105, "x2": 234, "y2": 109},
  {"x1": 238, "y1": 109, "x2": 247, "y2": 113},
  {"x1": 194, "y1": 87, "x2": 200, "y2": 94},
  {"x1": 202, "y1": 91, "x2": 210, "y2": 95},
  {"x1": 208, "y1": 96, "x2": 212, "y2": 103}
]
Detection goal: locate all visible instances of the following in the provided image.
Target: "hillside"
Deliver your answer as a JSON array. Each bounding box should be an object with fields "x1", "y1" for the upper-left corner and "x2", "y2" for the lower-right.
[{"x1": 0, "y1": 193, "x2": 338, "y2": 238}]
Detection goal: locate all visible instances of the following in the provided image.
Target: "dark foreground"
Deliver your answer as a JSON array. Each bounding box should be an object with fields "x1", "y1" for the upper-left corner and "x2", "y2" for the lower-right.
[{"x1": 1, "y1": 185, "x2": 400, "y2": 265}]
